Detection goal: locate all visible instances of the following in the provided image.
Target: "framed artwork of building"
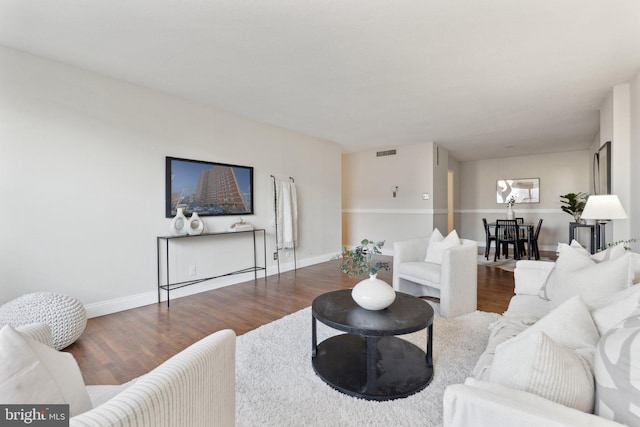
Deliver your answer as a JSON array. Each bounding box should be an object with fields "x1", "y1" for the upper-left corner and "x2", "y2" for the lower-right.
[{"x1": 165, "y1": 156, "x2": 254, "y2": 217}]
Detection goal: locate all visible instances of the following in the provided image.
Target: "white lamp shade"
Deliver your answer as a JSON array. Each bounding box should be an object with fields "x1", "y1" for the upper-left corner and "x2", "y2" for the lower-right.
[{"x1": 581, "y1": 195, "x2": 628, "y2": 220}]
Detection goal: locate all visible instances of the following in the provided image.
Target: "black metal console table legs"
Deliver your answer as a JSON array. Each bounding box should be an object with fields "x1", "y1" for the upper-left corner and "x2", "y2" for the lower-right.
[{"x1": 157, "y1": 229, "x2": 267, "y2": 306}]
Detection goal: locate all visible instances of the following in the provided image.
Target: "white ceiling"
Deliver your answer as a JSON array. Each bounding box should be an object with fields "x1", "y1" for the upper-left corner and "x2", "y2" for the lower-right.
[{"x1": 1, "y1": 0, "x2": 639, "y2": 161}]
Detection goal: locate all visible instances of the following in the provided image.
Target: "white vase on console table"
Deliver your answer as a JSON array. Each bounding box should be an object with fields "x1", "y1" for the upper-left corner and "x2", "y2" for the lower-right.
[{"x1": 169, "y1": 207, "x2": 189, "y2": 236}]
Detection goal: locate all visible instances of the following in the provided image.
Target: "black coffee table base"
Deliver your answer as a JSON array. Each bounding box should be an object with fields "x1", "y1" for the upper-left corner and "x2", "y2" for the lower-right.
[{"x1": 312, "y1": 332, "x2": 433, "y2": 401}]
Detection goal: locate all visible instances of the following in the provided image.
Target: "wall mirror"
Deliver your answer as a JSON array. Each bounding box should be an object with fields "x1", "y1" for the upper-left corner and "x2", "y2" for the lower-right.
[
  {"x1": 593, "y1": 141, "x2": 611, "y2": 195},
  {"x1": 496, "y1": 178, "x2": 540, "y2": 204}
]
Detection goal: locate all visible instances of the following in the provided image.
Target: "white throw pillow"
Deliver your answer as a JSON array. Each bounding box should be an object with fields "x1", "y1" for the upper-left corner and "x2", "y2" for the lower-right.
[
  {"x1": 590, "y1": 284, "x2": 640, "y2": 335},
  {"x1": 594, "y1": 309, "x2": 640, "y2": 425},
  {"x1": 0, "y1": 325, "x2": 92, "y2": 416},
  {"x1": 517, "y1": 296, "x2": 600, "y2": 357},
  {"x1": 490, "y1": 331, "x2": 595, "y2": 413},
  {"x1": 540, "y1": 248, "x2": 630, "y2": 306},
  {"x1": 557, "y1": 240, "x2": 626, "y2": 262},
  {"x1": 425, "y1": 228, "x2": 460, "y2": 264}
]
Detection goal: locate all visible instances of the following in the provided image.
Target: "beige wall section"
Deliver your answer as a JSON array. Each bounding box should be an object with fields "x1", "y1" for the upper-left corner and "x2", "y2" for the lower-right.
[
  {"x1": 342, "y1": 142, "x2": 448, "y2": 251},
  {"x1": 459, "y1": 150, "x2": 591, "y2": 251},
  {"x1": 0, "y1": 47, "x2": 342, "y2": 313},
  {"x1": 631, "y1": 70, "x2": 640, "y2": 250}
]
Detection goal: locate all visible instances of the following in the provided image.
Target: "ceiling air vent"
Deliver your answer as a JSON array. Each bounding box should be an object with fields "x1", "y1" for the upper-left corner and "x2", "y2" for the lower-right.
[{"x1": 376, "y1": 149, "x2": 397, "y2": 157}]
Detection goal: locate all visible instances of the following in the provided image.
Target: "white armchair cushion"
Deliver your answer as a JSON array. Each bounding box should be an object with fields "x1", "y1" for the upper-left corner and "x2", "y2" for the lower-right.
[
  {"x1": 490, "y1": 331, "x2": 594, "y2": 413},
  {"x1": 397, "y1": 261, "x2": 441, "y2": 285},
  {"x1": 0, "y1": 325, "x2": 92, "y2": 416},
  {"x1": 425, "y1": 229, "x2": 460, "y2": 264},
  {"x1": 594, "y1": 309, "x2": 640, "y2": 425}
]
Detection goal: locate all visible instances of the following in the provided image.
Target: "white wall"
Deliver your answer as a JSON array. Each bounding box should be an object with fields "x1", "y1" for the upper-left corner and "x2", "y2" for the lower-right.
[
  {"x1": 631, "y1": 71, "x2": 640, "y2": 249},
  {"x1": 599, "y1": 83, "x2": 633, "y2": 244},
  {"x1": 0, "y1": 47, "x2": 342, "y2": 316},
  {"x1": 342, "y1": 142, "x2": 448, "y2": 251},
  {"x1": 459, "y1": 150, "x2": 591, "y2": 251}
]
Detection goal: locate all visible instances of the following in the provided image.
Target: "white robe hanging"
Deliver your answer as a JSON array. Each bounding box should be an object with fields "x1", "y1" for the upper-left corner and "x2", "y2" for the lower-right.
[{"x1": 277, "y1": 181, "x2": 298, "y2": 249}]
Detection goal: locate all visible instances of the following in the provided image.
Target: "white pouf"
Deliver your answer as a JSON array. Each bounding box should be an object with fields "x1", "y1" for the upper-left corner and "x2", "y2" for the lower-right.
[{"x1": 0, "y1": 292, "x2": 87, "y2": 350}]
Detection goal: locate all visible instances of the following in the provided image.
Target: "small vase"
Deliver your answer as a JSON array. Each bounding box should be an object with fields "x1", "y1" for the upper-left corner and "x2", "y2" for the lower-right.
[
  {"x1": 169, "y1": 207, "x2": 189, "y2": 236},
  {"x1": 506, "y1": 205, "x2": 515, "y2": 219},
  {"x1": 187, "y1": 212, "x2": 205, "y2": 235},
  {"x1": 351, "y1": 274, "x2": 396, "y2": 310}
]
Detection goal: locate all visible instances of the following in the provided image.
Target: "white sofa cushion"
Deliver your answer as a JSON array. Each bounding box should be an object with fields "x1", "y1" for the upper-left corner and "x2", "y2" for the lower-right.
[
  {"x1": 472, "y1": 311, "x2": 539, "y2": 381},
  {"x1": 0, "y1": 325, "x2": 92, "y2": 416},
  {"x1": 425, "y1": 228, "x2": 460, "y2": 264},
  {"x1": 517, "y1": 296, "x2": 600, "y2": 359},
  {"x1": 541, "y1": 248, "x2": 630, "y2": 306},
  {"x1": 557, "y1": 240, "x2": 627, "y2": 262},
  {"x1": 590, "y1": 284, "x2": 640, "y2": 336},
  {"x1": 490, "y1": 331, "x2": 595, "y2": 413},
  {"x1": 594, "y1": 308, "x2": 640, "y2": 425}
]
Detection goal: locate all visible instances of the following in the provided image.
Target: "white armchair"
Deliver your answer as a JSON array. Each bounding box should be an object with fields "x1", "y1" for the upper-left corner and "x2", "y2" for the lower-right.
[
  {"x1": 71, "y1": 329, "x2": 236, "y2": 427},
  {"x1": 393, "y1": 237, "x2": 478, "y2": 318},
  {"x1": 4, "y1": 323, "x2": 236, "y2": 427}
]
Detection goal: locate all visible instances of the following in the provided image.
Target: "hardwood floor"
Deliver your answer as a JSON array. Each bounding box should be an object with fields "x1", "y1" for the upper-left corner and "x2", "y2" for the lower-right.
[{"x1": 65, "y1": 253, "x2": 543, "y2": 385}]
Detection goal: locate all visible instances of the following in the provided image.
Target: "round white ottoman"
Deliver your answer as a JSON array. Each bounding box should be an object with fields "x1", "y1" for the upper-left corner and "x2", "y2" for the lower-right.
[{"x1": 0, "y1": 292, "x2": 87, "y2": 350}]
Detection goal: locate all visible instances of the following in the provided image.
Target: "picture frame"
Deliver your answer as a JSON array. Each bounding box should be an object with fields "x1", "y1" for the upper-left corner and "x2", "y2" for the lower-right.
[
  {"x1": 165, "y1": 157, "x2": 254, "y2": 218},
  {"x1": 496, "y1": 178, "x2": 540, "y2": 204}
]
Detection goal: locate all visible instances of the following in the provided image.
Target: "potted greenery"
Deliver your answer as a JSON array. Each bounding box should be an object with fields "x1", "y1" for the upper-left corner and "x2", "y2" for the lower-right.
[
  {"x1": 335, "y1": 239, "x2": 394, "y2": 310},
  {"x1": 336, "y1": 239, "x2": 390, "y2": 277},
  {"x1": 560, "y1": 192, "x2": 588, "y2": 223}
]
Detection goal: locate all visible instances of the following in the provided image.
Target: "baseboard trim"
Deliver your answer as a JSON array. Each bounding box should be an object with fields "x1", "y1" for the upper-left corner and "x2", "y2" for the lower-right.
[{"x1": 84, "y1": 252, "x2": 335, "y2": 319}]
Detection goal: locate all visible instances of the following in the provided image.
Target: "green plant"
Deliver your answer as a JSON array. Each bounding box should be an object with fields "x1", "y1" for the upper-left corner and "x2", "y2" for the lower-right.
[
  {"x1": 605, "y1": 237, "x2": 640, "y2": 251},
  {"x1": 335, "y1": 239, "x2": 390, "y2": 277},
  {"x1": 560, "y1": 192, "x2": 588, "y2": 222}
]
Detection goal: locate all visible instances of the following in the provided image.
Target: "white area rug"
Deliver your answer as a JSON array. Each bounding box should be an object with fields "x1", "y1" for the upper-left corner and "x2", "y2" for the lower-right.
[
  {"x1": 236, "y1": 304, "x2": 500, "y2": 426},
  {"x1": 477, "y1": 255, "x2": 550, "y2": 272}
]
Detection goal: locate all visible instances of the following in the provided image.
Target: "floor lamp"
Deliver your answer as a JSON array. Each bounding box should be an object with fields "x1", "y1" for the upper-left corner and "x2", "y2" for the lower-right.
[{"x1": 580, "y1": 195, "x2": 628, "y2": 251}]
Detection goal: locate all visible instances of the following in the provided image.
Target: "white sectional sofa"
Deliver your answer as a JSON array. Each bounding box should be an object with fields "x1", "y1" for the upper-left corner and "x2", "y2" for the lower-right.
[{"x1": 444, "y1": 242, "x2": 640, "y2": 427}]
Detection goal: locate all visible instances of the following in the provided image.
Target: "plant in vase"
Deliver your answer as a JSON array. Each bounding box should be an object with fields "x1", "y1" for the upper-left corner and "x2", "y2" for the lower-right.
[
  {"x1": 506, "y1": 196, "x2": 516, "y2": 219},
  {"x1": 560, "y1": 192, "x2": 588, "y2": 223},
  {"x1": 335, "y1": 239, "x2": 395, "y2": 310}
]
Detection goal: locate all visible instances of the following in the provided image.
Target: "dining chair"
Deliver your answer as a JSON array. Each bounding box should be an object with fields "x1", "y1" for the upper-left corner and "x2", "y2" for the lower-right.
[
  {"x1": 482, "y1": 218, "x2": 496, "y2": 260},
  {"x1": 494, "y1": 219, "x2": 520, "y2": 261},
  {"x1": 515, "y1": 217, "x2": 527, "y2": 257},
  {"x1": 527, "y1": 219, "x2": 543, "y2": 260}
]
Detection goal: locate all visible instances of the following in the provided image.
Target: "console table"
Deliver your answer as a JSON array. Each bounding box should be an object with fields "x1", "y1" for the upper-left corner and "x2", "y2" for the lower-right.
[{"x1": 157, "y1": 229, "x2": 267, "y2": 306}]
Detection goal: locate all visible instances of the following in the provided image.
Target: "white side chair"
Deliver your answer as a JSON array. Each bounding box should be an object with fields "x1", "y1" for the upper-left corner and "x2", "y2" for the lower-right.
[{"x1": 393, "y1": 237, "x2": 478, "y2": 318}]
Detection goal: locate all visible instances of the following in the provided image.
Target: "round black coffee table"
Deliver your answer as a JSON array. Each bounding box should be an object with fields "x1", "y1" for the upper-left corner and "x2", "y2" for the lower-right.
[{"x1": 311, "y1": 289, "x2": 434, "y2": 401}]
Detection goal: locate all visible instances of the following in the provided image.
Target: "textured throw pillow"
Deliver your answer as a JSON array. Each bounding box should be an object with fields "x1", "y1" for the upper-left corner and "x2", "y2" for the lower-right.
[
  {"x1": 590, "y1": 284, "x2": 640, "y2": 336},
  {"x1": 594, "y1": 309, "x2": 640, "y2": 425},
  {"x1": 518, "y1": 296, "x2": 600, "y2": 357},
  {"x1": 425, "y1": 228, "x2": 460, "y2": 264},
  {"x1": 540, "y1": 248, "x2": 630, "y2": 306},
  {"x1": 490, "y1": 331, "x2": 595, "y2": 413},
  {"x1": 0, "y1": 325, "x2": 92, "y2": 416}
]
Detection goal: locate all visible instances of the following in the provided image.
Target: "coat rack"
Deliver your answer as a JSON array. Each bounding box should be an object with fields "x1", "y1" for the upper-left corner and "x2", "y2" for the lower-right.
[{"x1": 271, "y1": 175, "x2": 298, "y2": 275}]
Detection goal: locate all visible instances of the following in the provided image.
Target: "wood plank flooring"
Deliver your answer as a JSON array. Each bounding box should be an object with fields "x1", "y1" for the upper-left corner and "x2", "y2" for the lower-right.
[{"x1": 65, "y1": 253, "x2": 546, "y2": 385}]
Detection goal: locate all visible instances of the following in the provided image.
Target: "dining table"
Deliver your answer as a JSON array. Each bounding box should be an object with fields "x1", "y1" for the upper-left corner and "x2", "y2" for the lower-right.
[{"x1": 487, "y1": 221, "x2": 537, "y2": 260}]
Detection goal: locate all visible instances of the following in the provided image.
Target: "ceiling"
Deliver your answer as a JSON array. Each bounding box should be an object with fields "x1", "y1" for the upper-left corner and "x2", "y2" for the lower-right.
[{"x1": 1, "y1": 1, "x2": 640, "y2": 161}]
